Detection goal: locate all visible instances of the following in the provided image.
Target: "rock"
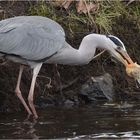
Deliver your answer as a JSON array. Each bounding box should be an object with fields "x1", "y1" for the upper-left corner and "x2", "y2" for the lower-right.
[
  {"x1": 35, "y1": 73, "x2": 114, "y2": 108},
  {"x1": 35, "y1": 95, "x2": 56, "y2": 108},
  {"x1": 64, "y1": 99, "x2": 74, "y2": 107},
  {"x1": 63, "y1": 90, "x2": 79, "y2": 105},
  {"x1": 79, "y1": 73, "x2": 115, "y2": 103}
]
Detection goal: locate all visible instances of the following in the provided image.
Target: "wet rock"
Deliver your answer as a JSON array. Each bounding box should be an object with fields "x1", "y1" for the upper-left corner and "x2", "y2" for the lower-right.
[
  {"x1": 36, "y1": 94, "x2": 66, "y2": 108},
  {"x1": 34, "y1": 74, "x2": 115, "y2": 108},
  {"x1": 35, "y1": 95, "x2": 56, "y2": 108},
  {"x1": 63, "y1": 90, "x2": 79, "y2": 105},
  {"x1": 64, "y1": 99, "x2": 74, "y2": 107},
  {"x1": 79, "y1": 73, "x2": 115, "y2": 103},
  {"x1": 36, "y1": 90, "x2": 79, "y2": 108}
]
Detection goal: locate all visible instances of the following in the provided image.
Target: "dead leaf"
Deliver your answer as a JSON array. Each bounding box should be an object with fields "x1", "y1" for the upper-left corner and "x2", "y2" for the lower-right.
[
  {"x1": 62, "y1": 0, "x2": 73, "y2": 9},
  {"x1": 50, "y1": 0, "x2": 97, "y2": 13},
  {"x1": 51, "y1": 0, "x2": 73, "y2": 9},
  {"x1": 76, "y1": 0, "x2": 85, "y2": 13},
  {"x1": 85, "y1": 2, "x2": 97, "y2": 14},
  {"x1": 76, "y1": 0, "x2": 97, "y2": 14}
]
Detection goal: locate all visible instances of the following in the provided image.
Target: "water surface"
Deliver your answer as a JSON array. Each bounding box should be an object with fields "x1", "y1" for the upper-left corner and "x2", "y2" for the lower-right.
[{"x1": 0, "y1": 102, "x2": 140, "y2": 139}]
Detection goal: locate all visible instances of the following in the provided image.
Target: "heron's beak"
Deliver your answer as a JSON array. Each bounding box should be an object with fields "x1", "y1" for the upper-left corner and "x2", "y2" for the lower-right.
[{"x1": 113, "y1": 49, "x2": 134, "y2": 66}]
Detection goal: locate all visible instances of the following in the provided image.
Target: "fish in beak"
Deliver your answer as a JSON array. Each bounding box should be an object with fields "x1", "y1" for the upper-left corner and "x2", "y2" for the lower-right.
[
  {"x1": 111, "y1": 48, "x2": 140, "y2": 86},
  {"x1": 126, "y1": 62, "x2": 140, "y2": 85}
]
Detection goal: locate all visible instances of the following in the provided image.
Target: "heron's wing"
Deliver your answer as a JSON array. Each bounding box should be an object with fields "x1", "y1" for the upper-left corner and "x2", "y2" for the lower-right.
[{"x1": 0, "y1": 23, "x2": 65, "y2": 61}]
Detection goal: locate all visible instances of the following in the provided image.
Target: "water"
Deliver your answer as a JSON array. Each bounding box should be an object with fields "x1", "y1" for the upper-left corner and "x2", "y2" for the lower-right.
[{"x1": 1, "y1": 102, "x2": 140, "y2": 139}]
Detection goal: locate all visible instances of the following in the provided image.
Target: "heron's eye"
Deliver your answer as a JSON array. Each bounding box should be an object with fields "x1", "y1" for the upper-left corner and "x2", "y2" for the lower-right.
[
  {"x1": 107, "y1": 35, "x2": 126, "y2": 50},
  {"x1": 116, "y1": 46, "x2": 121, "y2": 50}
]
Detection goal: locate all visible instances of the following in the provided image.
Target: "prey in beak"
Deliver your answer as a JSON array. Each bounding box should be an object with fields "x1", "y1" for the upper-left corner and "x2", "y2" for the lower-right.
[
  {"x1": 113, "y1": 48, "x2": 140, "y2": 87},
  {"x1": 106, "y1": 35, "x2": 140, "y2": 87},
  {"x1": 126, "y1": 63, "x2": 140, "y2": 87}
]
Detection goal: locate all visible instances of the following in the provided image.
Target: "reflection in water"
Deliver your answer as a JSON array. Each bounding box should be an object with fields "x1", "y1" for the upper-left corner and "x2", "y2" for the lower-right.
[
  {"x1": 0, "y1": 117, "x2": 39, "y2": 139},
  {"x1": 0, "y1": 102, "x2": 140, "y2": 139}
]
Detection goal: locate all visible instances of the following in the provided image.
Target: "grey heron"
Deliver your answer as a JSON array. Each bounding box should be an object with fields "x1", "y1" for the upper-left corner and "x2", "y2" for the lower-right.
[{"x1": 0, "y1": 16, "x2": 133, "y2": 119}]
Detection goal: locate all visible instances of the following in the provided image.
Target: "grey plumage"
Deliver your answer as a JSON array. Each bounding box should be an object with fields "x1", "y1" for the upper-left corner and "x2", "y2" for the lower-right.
[{"x1": 0, "y1": 16, "x2": 65, "y2": 63}]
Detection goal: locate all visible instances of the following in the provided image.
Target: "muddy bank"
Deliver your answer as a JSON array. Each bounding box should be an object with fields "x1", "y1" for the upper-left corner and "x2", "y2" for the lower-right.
[{"x1": 0, "y1": 1, "x2": 140, "y2": 112}]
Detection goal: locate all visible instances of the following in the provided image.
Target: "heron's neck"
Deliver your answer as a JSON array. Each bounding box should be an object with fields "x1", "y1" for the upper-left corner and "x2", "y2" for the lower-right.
[
  {"x1": 78, "y1": 34, "x2": 108, "y2": 64},
  {"x1": 48, "y1": 34, "x2": 108, "y2": 65}
]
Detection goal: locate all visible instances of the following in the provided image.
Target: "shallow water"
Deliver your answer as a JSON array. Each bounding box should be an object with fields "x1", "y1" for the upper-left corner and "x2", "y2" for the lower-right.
[{"x1": 1, "y1": 102, "x2": 140, "y2": 139}]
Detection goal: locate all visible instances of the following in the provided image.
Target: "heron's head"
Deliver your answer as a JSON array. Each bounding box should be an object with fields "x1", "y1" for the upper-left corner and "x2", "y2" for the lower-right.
[{"x1": 106, "y1": 35, "x2": 133, "y2": 66}]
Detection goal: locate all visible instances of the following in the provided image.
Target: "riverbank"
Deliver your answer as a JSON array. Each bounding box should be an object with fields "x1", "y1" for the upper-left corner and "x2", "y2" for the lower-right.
[{"x1": 0, "y1": 1, "x2": 140, "y2": 112}]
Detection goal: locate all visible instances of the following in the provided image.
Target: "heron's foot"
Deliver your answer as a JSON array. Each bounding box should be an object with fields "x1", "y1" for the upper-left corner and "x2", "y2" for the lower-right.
[
  {"x1": 28, "y1": 97, "x2": 39, "y2": 120},
  {"x1": 33, "y1": 114, "x2": 38, "y2": 120},
  {"x1": 24, "y1": 114, "x2": 38, "y2": 123},
  {"x1": 24, "y1": 113, "x2": 33, "y2": 122}
]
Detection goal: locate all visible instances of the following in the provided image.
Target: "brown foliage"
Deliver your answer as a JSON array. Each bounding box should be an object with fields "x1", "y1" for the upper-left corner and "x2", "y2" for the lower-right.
[
  {"x1": 52, "y1": 0, "x2": 98, "y2": 14},
  {"x1": 76, "y1": 0, "x2": 97, "y2": 14}
]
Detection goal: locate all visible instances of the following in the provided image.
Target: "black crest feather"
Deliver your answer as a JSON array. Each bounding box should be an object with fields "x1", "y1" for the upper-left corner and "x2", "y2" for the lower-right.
[{"x1": 106, "y1": 35, "x2": 124, "y2": 48}]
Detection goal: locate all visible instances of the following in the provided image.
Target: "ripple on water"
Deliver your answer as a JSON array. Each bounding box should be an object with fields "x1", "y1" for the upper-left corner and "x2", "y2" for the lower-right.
[
  {"x1": 0, "y1": 103, "x2": 140, "y2": 139},
  {"x1": 70, "y1": 131, "x2": 140, "y2": 139}
]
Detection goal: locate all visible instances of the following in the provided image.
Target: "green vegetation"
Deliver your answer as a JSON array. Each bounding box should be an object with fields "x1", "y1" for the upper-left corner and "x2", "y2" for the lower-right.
[{"x1": 29, "y1": 1, "x2": 140, "y2": 34}]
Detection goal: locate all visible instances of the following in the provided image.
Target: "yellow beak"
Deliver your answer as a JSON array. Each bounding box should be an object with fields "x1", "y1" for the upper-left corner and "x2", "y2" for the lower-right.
[{"x1": 115, "y1": 49, "x2": 134, "y2": 66}]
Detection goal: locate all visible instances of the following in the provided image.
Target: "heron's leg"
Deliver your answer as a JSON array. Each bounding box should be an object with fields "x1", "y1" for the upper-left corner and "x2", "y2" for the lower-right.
[
  {"x1": 28, "y1": 63, "x2": 42, "y2": 119},
  {"x1": 15, "y1": 65, "x2": 32, "y2": 115}
]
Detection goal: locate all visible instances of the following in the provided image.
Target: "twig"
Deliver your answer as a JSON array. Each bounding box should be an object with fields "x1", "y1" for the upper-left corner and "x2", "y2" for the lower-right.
[
  {"x1": 37, "y1": 75, "x2": 52, "y2": 88},
  {"x1": 92, "y1": 50, "x2": 106, "y2": 59},
  {"x1": 55, "y1": 77, "x2": 79, "y2": 92}
]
